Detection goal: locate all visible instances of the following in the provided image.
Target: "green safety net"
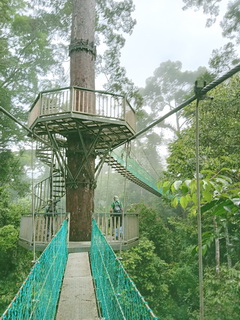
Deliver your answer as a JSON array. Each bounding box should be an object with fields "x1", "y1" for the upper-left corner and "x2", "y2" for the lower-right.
[
  {"x1": 90, "y1": 219, "x2": 158, "y2": 320},
  {"x1": 1, "y1": 219, "x2": 68, "y2": 320},
  {"x1": 110, "y1": 149, "x2": 162, "y2": 197}
]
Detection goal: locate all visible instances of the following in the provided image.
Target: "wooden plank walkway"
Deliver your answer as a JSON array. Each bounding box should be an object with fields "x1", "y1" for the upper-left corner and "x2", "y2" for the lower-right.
[{"x1": 56, "y1": 252, "x2": 99, "y2": 320}]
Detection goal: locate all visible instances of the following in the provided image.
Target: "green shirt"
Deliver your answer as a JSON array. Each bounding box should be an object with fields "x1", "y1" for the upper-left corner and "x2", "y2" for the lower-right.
[{"x1": 111, "y1": 200, "x2": 123, "y2": 213}]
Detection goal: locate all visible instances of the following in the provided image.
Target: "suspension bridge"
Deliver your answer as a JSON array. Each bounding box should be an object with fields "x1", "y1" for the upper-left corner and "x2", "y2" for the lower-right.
[
  {"x1": 1, "y1": 219, "x2": 158, "y2": 320},
  {"x1": 1, "y1": 64, "x2": 239, "y2": 319}
]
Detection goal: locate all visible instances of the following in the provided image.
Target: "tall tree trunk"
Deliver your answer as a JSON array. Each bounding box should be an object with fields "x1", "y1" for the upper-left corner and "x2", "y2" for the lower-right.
[
  {"x1": 223, "y1": 220, "x2": 232, "y2": 268},
  {"x1": 70, "y1": 0, "x2": 95, "y2": 89},
  {"x1": 213, "y1": 216, "x2": 220, "y2": 274},
  {"x1": 67, "y1": 0, "x2": 96, "y2": 241}
]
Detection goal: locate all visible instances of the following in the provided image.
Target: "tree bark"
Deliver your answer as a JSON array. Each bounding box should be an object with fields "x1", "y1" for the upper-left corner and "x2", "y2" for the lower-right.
[
  {"x1": 213, "y1": 216, "x2": 220, "y2": 274},
  {"x1": 70, "y1": 0, "x2": 95, "y2": 89},
  {"x1": 223, "y1": 220, "x2": 232, "y2": 268},
  {"x1": 67, "y1": 0, "x2": 96, "y2": 241}
]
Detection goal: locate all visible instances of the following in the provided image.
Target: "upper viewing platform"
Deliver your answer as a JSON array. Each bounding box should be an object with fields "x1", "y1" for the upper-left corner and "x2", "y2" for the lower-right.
[{"x1": 28, "y1": 87, "x2": 136, "y2": 150}]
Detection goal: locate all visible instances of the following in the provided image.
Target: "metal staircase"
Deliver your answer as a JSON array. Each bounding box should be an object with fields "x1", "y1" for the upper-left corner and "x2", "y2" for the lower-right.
[{"x1": 34, "y1": 137, "x2": 66, "y2": 213}]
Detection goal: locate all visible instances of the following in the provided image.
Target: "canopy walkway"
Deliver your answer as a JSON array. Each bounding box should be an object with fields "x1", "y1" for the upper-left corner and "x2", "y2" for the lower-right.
[
  {"x1": 104, "y1": 148, "x2": 162, "y2": 197},
  {"x1": 1, "y1": 219, "x2": 158, "y2": 320}
]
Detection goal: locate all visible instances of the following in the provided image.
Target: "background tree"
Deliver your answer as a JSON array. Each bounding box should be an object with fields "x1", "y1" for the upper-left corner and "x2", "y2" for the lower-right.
[
  {"x1": 165, "y1": 75, "x2": 240, "y2": 180},
  {"x1": 182, "y1": 0, "x2": 240, "y2": 41},
  {"x1": 182, "y1": 0, "x2": 240, "y2": 74},
  {"x1": 0, "y1": 187, "x2": 33, "y2": 315},
  {"x1": 140, "y1": 61, "x2": 209, "y2": 132}
]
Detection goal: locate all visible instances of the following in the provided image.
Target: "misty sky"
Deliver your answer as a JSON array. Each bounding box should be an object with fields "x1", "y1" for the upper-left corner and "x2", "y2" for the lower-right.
[{"x1": 120, "y1": 0, "x2": 230, "y2": 88}]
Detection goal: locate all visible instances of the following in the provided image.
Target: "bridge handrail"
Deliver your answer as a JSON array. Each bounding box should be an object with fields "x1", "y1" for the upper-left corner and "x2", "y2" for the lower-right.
[
  {"x1": 90, "y1": 219, "x2": 158, "y2": 319},
  {"x1": 1, "y1": 219, "x2": 68, "y2": 320},
  {"x1": 110, "y1": 149, "x2": 161, "y2": 194}
]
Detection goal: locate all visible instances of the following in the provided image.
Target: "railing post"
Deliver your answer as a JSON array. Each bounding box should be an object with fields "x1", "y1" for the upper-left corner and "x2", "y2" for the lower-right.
[
  {"x1": 123, "y1": 95, "x2": 126, "y2": 120},
  {"x1": 70, "y1": 87, "x2": 74, "y2": 112},
  {"x1": 39, "y1": 92, "x2": 43, "y2": 115}
]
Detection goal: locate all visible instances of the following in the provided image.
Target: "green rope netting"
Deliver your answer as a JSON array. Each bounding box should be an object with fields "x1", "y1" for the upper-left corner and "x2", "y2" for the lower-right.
[
  {"x1": 1, "y1": 219, "x2": 68, "y2": 320},
  {"x1": 90, "y1": 219, "x2": 158, "y2": 320},
  {"x1": 111, "y1": 149, "x2": 162, "y2": 196}
]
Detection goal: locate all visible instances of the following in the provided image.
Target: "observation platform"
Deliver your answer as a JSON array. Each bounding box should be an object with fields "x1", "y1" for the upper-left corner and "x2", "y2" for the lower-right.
[
  {"x1": 19, "y1": 213, "x2": 139, "y2": 252},
  {"x1": 28, "y1": 86, "x2": 136, "y2": 150}
]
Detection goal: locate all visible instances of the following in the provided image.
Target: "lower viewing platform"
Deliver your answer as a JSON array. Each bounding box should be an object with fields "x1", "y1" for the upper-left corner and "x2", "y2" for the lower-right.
[{"x1": 19, "y1": 212, "x2": 139, "y2": 252}]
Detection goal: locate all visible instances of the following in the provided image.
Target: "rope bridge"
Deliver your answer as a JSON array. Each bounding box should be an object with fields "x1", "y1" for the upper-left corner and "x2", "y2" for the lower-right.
[
  {"x1": 104, "y1": 149, "x2": 162, "y2": 197},
  {"x1": 1, "y1": 219, "x2": 157, "y2": 319},
  {"x1": 1, "y1": 220, "x2": 68, "y2": 320},
  {"x1": 91, "y1": 219, "x2": 158, "y2": 319}
]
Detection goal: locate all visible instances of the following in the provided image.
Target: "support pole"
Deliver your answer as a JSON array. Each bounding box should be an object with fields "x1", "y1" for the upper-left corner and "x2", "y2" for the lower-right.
[
  {"x1": 196, "y1": 98, "x2": 204, "y2": 320},
  {"x1": 194, "y1": 81, "x2": 205, "y2": 320},
  {"x1": 31, "y1": 138, "x2": 36, "y2": 263}
]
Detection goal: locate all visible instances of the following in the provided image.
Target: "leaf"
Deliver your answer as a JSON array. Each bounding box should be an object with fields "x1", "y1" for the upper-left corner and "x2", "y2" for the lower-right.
[
  {"x1": 201, "y1": 199, "x2": 220, "y2": 213},
  {"x1": 215, "y1": 177, "x2": 229, "y2": 186},
  {"x1": 173, "y1": 180, "x2": 182, "y2": 191},
  {"x1": 202, "y1": 190, "x2": 213, "y2": 202},
  {"x1": 162, "y1": 181, "x2": 171, "y2": 193},
  {"x1": 211, "y1": 200, "x2": 236, "y2": 216},
  {"x1": 232, "y1": 198, "x2": 240, "y2": 206},
  {"x1": 184, "y1": 179, "x2": 191, "y2": 187},
  {"x1": 190, "y1": 180, "x2": 197, "y2": 194},
  {"x1": 192, "y1": 193, "x2": 197, "y2": 205},
  {"x1": 180, "y1": 196, "x2": 188, "y2": 209},
  {"x1": 180, "y1": 185, "x2": 189, "y2": 195},
  {"x1": 171, "y1": 197, "x2": 179, "y2": 208},
  {"x1": 202, "y1": 244, "x2": 208, "y2": 256}
]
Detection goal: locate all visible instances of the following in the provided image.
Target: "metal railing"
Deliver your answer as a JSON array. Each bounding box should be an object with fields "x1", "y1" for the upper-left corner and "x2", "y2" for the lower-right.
[
  {"x1": 1, "y1": 219, "x2": 68, "y2": 320},
  {"x1": 90, "y1": 219, "x2": 158, "y2": 319},
  {"x1": 28, "y1": 87, "x2": 136, "y2": 132}
]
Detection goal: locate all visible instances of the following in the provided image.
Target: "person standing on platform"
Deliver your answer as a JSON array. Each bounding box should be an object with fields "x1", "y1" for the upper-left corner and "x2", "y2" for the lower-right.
[{"x1": 110, "y1": 196, "x2": 123, "y2": 239}]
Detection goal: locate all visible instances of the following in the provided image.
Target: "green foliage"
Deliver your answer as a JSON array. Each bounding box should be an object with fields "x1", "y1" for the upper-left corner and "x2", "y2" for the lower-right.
[
  {"x1": 221, "y1": 0, "x2": 240, "y2": 43},
  {"x1": 0, "y1": 225, "x2": 18, "y2": 255},
  {"x1": 0, "y1": 189, "x2": 33, "y2": 315},
  {"x1": 159, "y1": 170, "x2": 240, "y2": 215},
  {"x1": 121, "y1": 189, "x2": 240, "y2": 318},
  {"x1": 135, "y1": 203, "x2": 174, "y2": 262},
  {"x1": 0, "y1": 244, "x2": 33, "y2": 315},
  {"x1": 0, "y1": 151, "x2": 30, "y2": 198},
  {"x1": 166, "y1": 75, "x2": 240, "y2": 179},
  {"x1": 121, "y1": 203, "x2": 200, "y2": 318},
  {"x1": 209, "y1": 42, "x2": 240, "y2": 75},
  {"x1": 0, "y1": 187, "x2": 24, "y2": 229},
  {"x1": 182, "y1": 0, "x2": 240, "y2": 75},
  {"x1": 203, "y1": 267, "x2": 240, "y2": 319},
  {"x1": 121, "y1": 237, "x2": 169, "y2": 317}
]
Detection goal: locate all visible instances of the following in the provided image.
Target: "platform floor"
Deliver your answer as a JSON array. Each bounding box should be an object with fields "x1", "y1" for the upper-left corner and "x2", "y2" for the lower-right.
[
  {"x1": 56, "y1": 252, "x2": 99, "y2": 320},
  {"x1": 19, "y1": 239, "x2": 138, "y2": 252}
]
